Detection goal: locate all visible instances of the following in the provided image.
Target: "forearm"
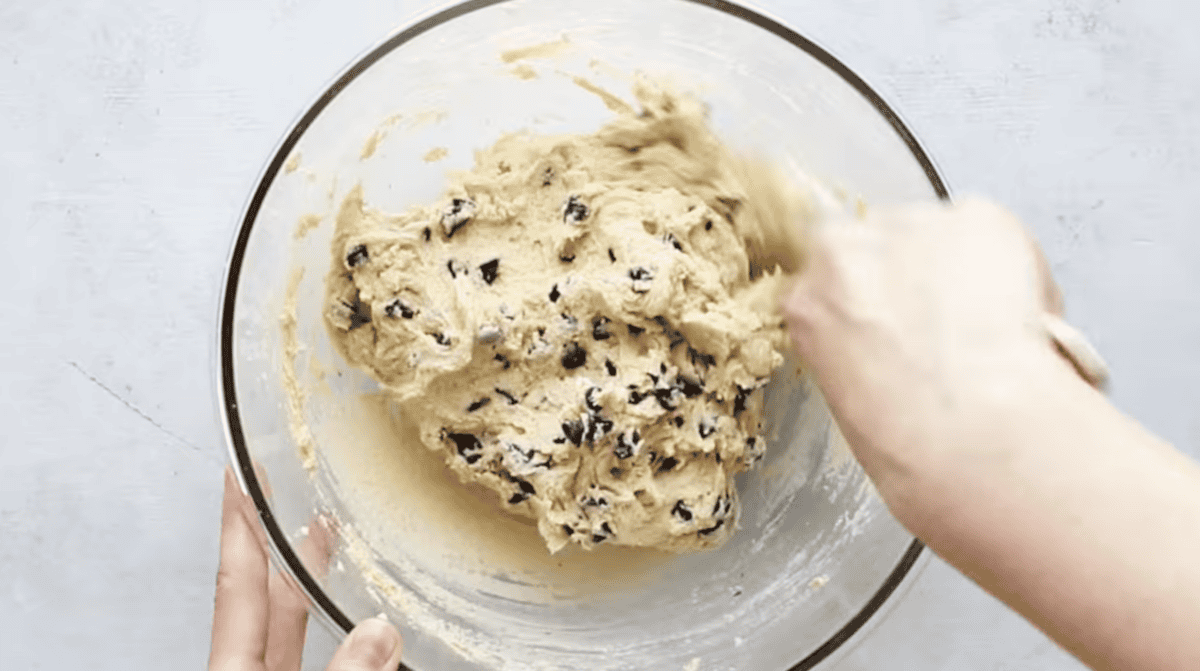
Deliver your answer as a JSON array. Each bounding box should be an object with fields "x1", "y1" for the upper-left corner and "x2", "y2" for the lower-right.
[{"x1": 881, "y1": 357, "x2": 1200, "y2": 671}]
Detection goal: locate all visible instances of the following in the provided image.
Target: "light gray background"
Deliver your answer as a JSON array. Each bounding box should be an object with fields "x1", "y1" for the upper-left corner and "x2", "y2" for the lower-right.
[{"x1": 2, "y1": 0, "x2": 1197, "y2": 669}]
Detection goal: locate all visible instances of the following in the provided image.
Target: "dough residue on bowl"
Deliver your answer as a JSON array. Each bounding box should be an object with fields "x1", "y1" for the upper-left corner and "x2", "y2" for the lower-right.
[{"x1": 324, "y1": 81, "x2": 809, "y2": 553}]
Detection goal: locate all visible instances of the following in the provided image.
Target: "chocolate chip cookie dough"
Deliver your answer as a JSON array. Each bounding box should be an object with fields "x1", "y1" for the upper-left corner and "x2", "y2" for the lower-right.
[{"x1": 325, "y1": 83, "x2": 797, "y2": 553}]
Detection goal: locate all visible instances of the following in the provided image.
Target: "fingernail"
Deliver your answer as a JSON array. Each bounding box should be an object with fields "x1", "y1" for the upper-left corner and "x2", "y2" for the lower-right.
[{"x1": 346, "y1": 617, "x2": 401, "y2": 668}]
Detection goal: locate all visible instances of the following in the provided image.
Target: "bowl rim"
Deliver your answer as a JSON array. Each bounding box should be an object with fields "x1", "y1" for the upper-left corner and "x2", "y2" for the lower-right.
[{"x1": 218, "y1": 1, "x2": 946, "y2": 668}]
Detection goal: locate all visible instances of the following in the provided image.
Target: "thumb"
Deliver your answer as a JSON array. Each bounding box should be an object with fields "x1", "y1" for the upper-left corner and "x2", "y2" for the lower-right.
[{"x1": 325, "y1": 617, "x2": 403, "y2": 671}]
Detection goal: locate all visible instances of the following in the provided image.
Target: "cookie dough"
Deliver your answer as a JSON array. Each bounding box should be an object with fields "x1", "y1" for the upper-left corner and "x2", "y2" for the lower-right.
[{"x1": 325, "y1": 84, "x2": 795, "y2": 553}]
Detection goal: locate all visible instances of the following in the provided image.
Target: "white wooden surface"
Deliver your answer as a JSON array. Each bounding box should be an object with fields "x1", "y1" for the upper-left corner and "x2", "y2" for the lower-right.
[{"x1": 2, "y1": 0, "x2": 1197, "y2": 669}]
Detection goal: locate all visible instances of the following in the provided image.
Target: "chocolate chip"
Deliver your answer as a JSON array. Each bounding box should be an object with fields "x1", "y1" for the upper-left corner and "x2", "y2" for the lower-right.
[
  {"x1": 341, "y1": 293, "x2": 371, "y2": 330},
  {"x1": 494, "y1": 388, "x2": 519, "y2": 405},
  {"x1": 494, "y1": 353, "x2": 510, "y2": 369},
  {"x1": 688, "y1": 347, "x2": 716, "y2": 368},
  {"x1": 699, "y1": 417, "x2": 718, "y2": 438},
  {"x1": 628, "y1": 267, "x2": 653, "y2": 293},
  {"x1": 589, "y1": 521, "x2": 614, "y2": 543},
  {"x1": 627, "y1": 324, "x2": 645, "y2": 337},
  {"x1": 610, "y1": 467, "x2": 623, "y2": 478},
  {"x1": 592, "y1": 316, "x2": 612, "y2": 340},
  {"x1": 657, "y1": 456, "x2": 679, "y2": 473},
  {"x1": 467, "y1": 397, "x2": 491, "y2": 412},
  {"x1": 585, "y1": 386, "x2": 603, "y2": 412},
  {"x1": 698, "y1": 519, "x2": 725, "y2": 536},
  {"x1": 561, "y1": 342, "x2": 587, "y2": 369},
  {"x1": 423, "y1": 227, "x2": 432, "y2": 241},
  {"x1": 585, "y1": 414, "x2": 613, "y2": 444},
  {"x1": 348, "y1": 311, "x2": 371, "y2": 330},
  {"x1": 653, "y1": 386, "x2": 678, "y2": 411},
  {"x1": 614, "y1": 432, "x2": 637, "y2": 459},
  {"x1": 608, "y1": 248, "x2": 616, "y2": 263},
  {"x1": 665, "y1": 233, "x2": 682, "y2": 251},
  {"x1": 562, "y1": 524, "x2": 575, "y2": 536},
  {"x1": 676, "y1": 375, "x2": 704, "y2": 398},
  {"x1": 560, "y1": 253, "x2": 576, "y2": 263},
  {"x1": 516, "y1": 478, "x2": 536, "y2": 495},
  {"x1": 384, "y1": 298, "x2": 416, "y2": 319},
  {"x1": 562, "y1": 195, "x2": 589, "y2": 224},
  {"x1": 605, "y1": 359, "x2": 617, "y2": 376},
  {"x1": 345, "y1": 244, "x2": 369, "y2": 268},
  {"x1": 733, "y1": 385, "x2": 752, "y2": 417},
  {"x1": 628, "y1": 390, "x2": 645, "y2": 405},
  {"x1": 704, "y1": 220, "x2": 713, "y2": 231},
  {"x1": 447, "y1": 432, "x2": 482, "y2": 465},
  {"x1": 441, "y1": 197, "x2": 476, "y2": 237},
  {"x1": 673, "y1": 416, "x2": 684, "y2": 428},
  {"x1": 508, "y1": 492, "x2": 528, "y2": 504},
  {"x1": 504, "y1": 442, "x2": 550, "y2": 469},
  {"x1": 672, "y1": 500, "x2": 693, "y2": 522},
  {"x1": 562, "y1": 419, "x2": 584, "y2": 446},
  {"x1": 479, "y1": 258, "x2": 500, "y2": 284},
  {"x1": 549, "y1": 284, "x2": 560, "y2": 302},
  {"x1": 431, "y1": 331, "x2": 450, "y2": 347}
]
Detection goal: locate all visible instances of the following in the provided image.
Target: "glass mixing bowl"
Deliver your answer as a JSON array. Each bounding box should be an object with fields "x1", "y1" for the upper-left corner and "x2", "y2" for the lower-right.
[{"x1": 218, "y1": 1, "x2": 948, "y2": 669}]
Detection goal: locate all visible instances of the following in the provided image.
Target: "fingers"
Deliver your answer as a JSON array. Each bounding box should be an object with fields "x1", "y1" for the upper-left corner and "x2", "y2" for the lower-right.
[
  {"x1": 953, "y1": 197, "x2": 1063, "y2": 315},
  {"x1": 210, "y1": 467, "x2": 270, "y2": 671},
  {"x1": 1031, "y1": 242, "x2": 1064, "y2": 316},
  {"x1": 970, "y1": 201, "x2": 1107, "y2": 387},
  {"x1": 265, "y1": 515, "x2": 335, "y2": 671},
  {"x1": 1043, "y1": 313, "x2": 1111, "y2": 390},
  {"x1": 781, "y1": 255, "x2": 830, "y2": 369},
  {"x1": 265, "y1": 569, "x2": 310, "y2": 671},
  {"x1": 325, "y1": 618, "x2": 404, "y2": 671},
  {"x1": 296, "y1": 514, "x2": 336, "y2": 579},
  {"x1": 243, "y1": 461, "x2": 274, "y2": 553},
  {"x1": 1024, "y1": 230, "x2": 1110, "y2": 389}
]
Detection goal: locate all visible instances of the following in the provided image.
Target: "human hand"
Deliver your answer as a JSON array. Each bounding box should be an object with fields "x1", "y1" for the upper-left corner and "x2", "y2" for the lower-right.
[
  {"x1": 785, "y1": 197, "x2": 1200, "y2": 671},
  {"x1": 783, "y1": 198, "x2": 1080, "y2": 509},
  {"x1": 210, "y1": 467, "x2": 404, "y2": 671}
]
